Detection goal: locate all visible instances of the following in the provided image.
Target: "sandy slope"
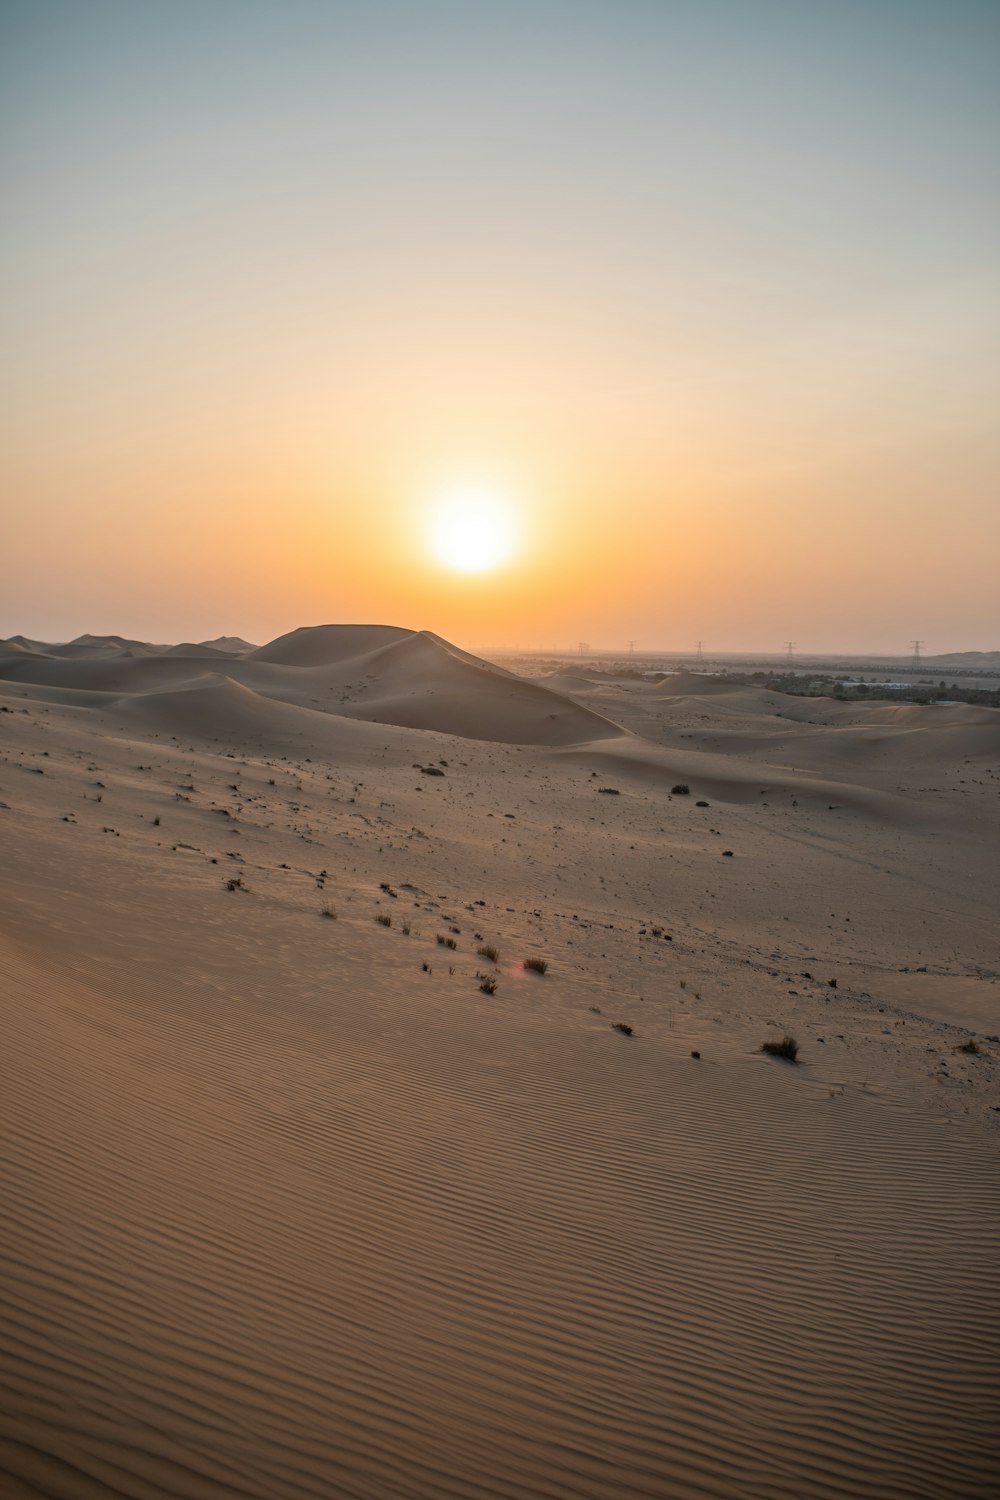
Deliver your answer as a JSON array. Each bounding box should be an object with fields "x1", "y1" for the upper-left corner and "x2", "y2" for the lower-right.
[{"x1": 1, "y1": 632, "x2": 998, "y2": 1499}]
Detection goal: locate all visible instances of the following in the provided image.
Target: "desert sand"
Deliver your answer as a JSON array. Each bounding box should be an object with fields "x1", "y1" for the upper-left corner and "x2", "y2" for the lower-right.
[{"x1": 1, "y1": 624, "x2": 998, "y2": 1499}]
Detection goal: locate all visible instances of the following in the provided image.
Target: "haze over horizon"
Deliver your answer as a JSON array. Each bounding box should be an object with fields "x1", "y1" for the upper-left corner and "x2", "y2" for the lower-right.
[
  {"x1": 3, "y1": 0, "x2": 998, "y2": 653},
  {"x1": 6, "y1": 622, "x2": 1000, "y2": 663}
]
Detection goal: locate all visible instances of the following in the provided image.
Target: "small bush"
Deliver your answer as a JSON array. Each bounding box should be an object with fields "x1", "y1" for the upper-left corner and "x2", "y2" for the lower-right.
[
  {"x1": 598, "y1": 787, "x2": 620, "y2": 795},
  {"x1": 321, "y1": 905, "x2": 337, "y2": 919},
  {"x1": 672, "y1": 784, "x2": 690, "y2": 795},
  {"x1": 957, "y1": 1039, "x2": 980, "y2": 1055},
  {"x1": 479, "y1": 975, "x2": 498, "y2": 995},
  {"x1": 477, "y1": 943, "x2": 499, "y2": 963},
  {"x1": 437, "y1": 934, "x2": 457, "y2": 950},
  {"x1": 612, "y1": 1022, "x2": 633, "y2": 1036},
  {"x1": 762, "y1": 1035, "x2": 799, "y2": 1062},
  {"x1": 153, "y1": 815, "x2": 160, "y2": 826},
  {"x1": 375, "y1": 913, "x2": 392, "y2": 927},
  {"x1": 524, "y1": 957, "x2": 548, "y2": 975}
]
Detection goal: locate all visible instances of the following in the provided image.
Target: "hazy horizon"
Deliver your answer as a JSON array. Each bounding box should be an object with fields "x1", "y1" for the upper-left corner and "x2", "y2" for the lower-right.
[
  {"x1": 3, "y1": 0, "x2": 998, "y2": 653},
  {"x1": 5, "y1": 618, "x2": 998, "y2": 663}
]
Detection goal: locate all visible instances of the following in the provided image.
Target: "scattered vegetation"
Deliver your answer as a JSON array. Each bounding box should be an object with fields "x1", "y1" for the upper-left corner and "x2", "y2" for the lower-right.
[
  {"x1": 477, "y1": 943, "x2": 499, "y2": 963},
  {"x1": 375, "y1": 912, "x2": 392, "y2": 927},
  {"x1": 612, "y1": 1022, "x2": 633, "y2": 1036},
  {"x1": 225, "y1": 876, "x2": 245, "y2": 892},
  {"x1": 598, "y1": 787, "x2": 620, "y2": 795},
  {"x1": 671, "y1": 783, "x2": 690, "y2": 795},
  {"x1": 421, "y1": 766, "x2": 445, "y2": 777},
  {"x1": 478, "y1": 975, "x2": 498, "y2": 995},
  {"x1": 321, "y1": 905, "x2": 337, "y2": 919},
  {"x1": 437, "y1": 934, "x2": 457, "y2": 949},
  {"x1": 762, "y1": 1035, "x2": 799, "y2": 1062},
  {"x1": 523, "y1": 957, "x2": 548, "y2": 975},
  {"x1": 957, "y1": 1039, "x2": 981, "y2": 1055}
]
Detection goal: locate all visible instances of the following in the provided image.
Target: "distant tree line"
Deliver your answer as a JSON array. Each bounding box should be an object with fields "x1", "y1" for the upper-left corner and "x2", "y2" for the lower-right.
[{"x1": 729, "y1": 672, "x2": 1000, "y2": 708}]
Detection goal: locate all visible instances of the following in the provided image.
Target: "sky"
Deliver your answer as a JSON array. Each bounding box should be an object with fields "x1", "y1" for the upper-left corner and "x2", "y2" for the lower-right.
[{"x1": 2, "y1": 0, "x2": 998, "y2": 653}]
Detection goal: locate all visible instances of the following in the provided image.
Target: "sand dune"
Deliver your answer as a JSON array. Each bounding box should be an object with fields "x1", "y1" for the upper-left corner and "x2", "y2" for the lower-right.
[
  {"x1": 554, "y1": 735, "x2": 913, "y2": 820},
  {"x1": 0, "y1": 650, "x2": 248, "y2": 694},
  {"x1": 1, "y1": 624, "x2": 621, "y2": 747},
  {"x1": 113, "y1": 674, "x2": 421, "y2": 760},
  {"x1": 250, "y1": 621, "x2": 415, "y2": 665},
  {"x1": 162, "y1": 641, "x2": 242, "y2": 659},
  {"x1": 201, "y1": 636, "x2": 258, "y2": 654},
  {"x1": 652, "y1": 670, "x2": 745, "y2": 696},
  {"x1": 1, "y1": 629, "x2": 998, "y2": 1499}
]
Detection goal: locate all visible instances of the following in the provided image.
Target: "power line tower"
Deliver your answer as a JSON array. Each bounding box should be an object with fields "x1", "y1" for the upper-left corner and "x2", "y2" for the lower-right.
[
  {"x1": 786, "y1": 641, "x2": 795, "y2": 668},
  {"x1": 695, "y1": 640, "x2": 704, "y2": 666},
  {"x1": 627, "y1": 640, "x2": 635, "y2": 657},
  {"x1": 910, "y1": 640, "x2": 923, "y2": 672},
  {"x1": 577, "y1": 641, "x2": 589, "y2": 657}
]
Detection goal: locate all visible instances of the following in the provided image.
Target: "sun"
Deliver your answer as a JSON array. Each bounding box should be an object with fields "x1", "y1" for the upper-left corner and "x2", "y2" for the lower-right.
[{"x1": 427, "y1": 490, "x2": 517, "y2": 573}]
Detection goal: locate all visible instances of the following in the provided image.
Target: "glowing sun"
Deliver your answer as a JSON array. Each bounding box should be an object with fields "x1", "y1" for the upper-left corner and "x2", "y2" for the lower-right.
[{"x1": 427, "y1": 490, "x2": 517, "y2": 573}]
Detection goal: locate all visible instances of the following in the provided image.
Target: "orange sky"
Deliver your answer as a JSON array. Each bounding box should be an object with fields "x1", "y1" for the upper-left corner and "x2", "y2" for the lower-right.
[{"x1": 2, "y1": 1, "x2": 998, "y2": 653}]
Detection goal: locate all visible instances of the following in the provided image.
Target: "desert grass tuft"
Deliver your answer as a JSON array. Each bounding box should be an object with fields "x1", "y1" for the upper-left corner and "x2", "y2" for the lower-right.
[
  {"x1": 477, "y1": 943, "x2": 499, "y2": 963},
  {"x1": 375, "y1": 912, "x2": 392, "y2": 928},
  {"x1": 761, "y1": 1035, "x2": 799, "y2": 1062},
  {"x1": 524, "y1": 957, "x2": 548, "y2": 975}
]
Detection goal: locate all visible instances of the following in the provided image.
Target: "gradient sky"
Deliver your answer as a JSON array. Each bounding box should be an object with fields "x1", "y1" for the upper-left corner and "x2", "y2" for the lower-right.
[{"x1": 2, "y1": 0, "x2": 998, "y2": 653}]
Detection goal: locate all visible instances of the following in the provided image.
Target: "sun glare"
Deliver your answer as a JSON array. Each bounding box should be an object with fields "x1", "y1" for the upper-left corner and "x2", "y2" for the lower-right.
[{"x1": 427, "y1": 490, "x2": 517, "y2": 573}]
